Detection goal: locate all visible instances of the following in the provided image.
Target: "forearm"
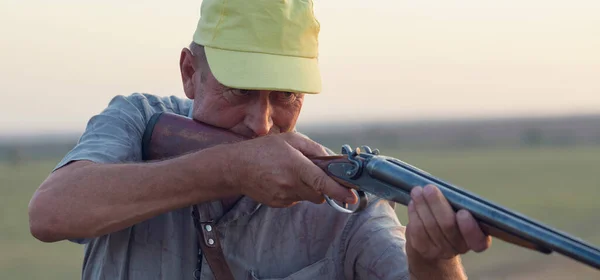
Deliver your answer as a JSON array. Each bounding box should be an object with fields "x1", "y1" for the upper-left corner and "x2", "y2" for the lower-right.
[
  {"x1": 28, "y1": 145, "x2": 235, "y2": 242},
  {"x1": 407, "y1": 245, "x2": 467, "y2": 280}
]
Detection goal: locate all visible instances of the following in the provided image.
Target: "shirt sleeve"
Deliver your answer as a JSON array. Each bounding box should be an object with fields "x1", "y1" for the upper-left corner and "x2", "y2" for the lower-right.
[
  {"x1": 52, "y1": 93, "x2": 190, "y2": 244},
  {"x1": 343, "y1": 196, "x2": 410, "y2": 280},
  {"x1": 53, "y1": 93, "x2": 190, "y2": 171}
]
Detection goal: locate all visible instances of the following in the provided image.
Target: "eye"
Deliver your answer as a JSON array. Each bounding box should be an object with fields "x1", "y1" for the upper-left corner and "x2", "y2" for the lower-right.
[
  {"x1": 222, "y1": 88, "x2": 253, "y2": 104},
  {"x1": 232, "y1": 89, "x2": 252, "y2": 97},
  {"x1": 276, "y1": 91, "x2": 298, "y2": 103}
]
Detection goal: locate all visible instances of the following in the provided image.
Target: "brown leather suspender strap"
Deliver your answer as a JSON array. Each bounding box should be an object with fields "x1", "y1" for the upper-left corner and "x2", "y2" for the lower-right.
[{"x1": 192, "y1": 204, "x2": 235, "y2": 280}]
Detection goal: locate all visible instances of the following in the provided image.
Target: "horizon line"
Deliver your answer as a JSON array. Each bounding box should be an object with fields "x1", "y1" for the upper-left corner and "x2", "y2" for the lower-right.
[{"x1": 2, "y1": 111, "x2": 600, "y2": 139}]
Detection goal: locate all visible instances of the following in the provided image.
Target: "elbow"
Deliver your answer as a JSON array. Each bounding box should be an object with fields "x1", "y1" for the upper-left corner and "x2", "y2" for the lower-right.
[
  {"x1": 29, "y1": 162, "x2": 97, "y2": 243},
  {"x1": 29, "y1": 222, "x2": 64, "y2": 243},
  {"x1": 29, "y1": 221, "x2": 64, "y2": 243},
  {"x1": 28, "y1": 199, "x2": 63, "y2": 242},
  {"x1": 28, "y1": 190, "x2": 69, "y2": 243}
]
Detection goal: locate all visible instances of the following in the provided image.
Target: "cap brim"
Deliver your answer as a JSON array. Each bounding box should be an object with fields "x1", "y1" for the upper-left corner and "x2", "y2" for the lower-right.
[{"x1": 204, "y1": 47, "x2": 321, "y2": 94}]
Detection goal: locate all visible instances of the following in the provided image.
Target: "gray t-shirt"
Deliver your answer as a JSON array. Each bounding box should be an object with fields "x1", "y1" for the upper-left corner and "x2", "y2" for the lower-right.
[{"x1": 55, "y1": 93, "x2": 409, "y2": 280}]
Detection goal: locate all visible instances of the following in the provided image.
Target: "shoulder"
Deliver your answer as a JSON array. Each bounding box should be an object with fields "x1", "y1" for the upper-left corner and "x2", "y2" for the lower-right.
[
  {"x1": 105, "y1": 93, "x2": 192, "y2": 119},
  {"x1": 52, "y1": 93, "x2": 192, "y2": 170}
]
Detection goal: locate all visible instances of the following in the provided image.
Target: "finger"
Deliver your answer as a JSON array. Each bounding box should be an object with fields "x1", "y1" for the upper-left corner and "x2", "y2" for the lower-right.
[
  {"x1": 422, "y1": 184, "x2": 469, "y2": 254},
  {"x1": 411, "y1": 186, "x2": 451, "y2": 257},
  {"x1": 283, "y1": 133, "x2": 329, "y2": 157},
  {"x1": 457, "y1": 210, "x2": 492, "y2": 252},
  {"x1": 284, "y1": 134, "x2": 357, "y2": 204},
  {"x1": 296, "y1": 179, "x2": 327, "y2": 204},
  {"x1": 299, "y1": 163, "x2": 357, "y2": 204},
  {"x1": 406, "y1": 199, "x2": 436, "y2": 259}
]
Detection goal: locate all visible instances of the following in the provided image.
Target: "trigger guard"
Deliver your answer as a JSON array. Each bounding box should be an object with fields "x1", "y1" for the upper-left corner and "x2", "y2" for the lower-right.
[{"x1": 325, "y1": 190, "x2": 368, "y2": 214}]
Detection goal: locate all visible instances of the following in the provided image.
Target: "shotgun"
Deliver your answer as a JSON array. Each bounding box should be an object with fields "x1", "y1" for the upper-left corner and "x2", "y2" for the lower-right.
[{"x1": 141, "y1": 112, "x2": 600, "y2": 270}]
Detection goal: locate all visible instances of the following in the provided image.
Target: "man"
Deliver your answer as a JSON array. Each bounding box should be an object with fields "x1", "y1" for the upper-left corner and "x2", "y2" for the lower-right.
[{"x1": 28, "y1": 0, "x2": 491, "y2": 279}]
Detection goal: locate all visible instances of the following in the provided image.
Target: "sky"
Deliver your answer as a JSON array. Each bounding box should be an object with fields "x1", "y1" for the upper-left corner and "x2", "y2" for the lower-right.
[{"x1": 1, "y1": 0, "x2": 599, "y2": 135}]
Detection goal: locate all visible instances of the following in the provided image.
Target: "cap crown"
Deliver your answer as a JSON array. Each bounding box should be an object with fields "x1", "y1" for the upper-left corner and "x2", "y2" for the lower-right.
[{"x1": 193, "y1": 0, "x2": 320, "y2": 59}]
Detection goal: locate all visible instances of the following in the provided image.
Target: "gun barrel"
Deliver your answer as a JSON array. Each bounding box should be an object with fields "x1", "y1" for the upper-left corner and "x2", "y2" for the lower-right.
[{"x1": 366, "y1": 156, "x2": 600, "y2": 270}]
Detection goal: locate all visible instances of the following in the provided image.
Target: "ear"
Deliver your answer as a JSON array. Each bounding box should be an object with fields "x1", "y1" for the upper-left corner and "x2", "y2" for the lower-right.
[{"x1": 179, "y1": 48, "x2": 197, "y2": 99}]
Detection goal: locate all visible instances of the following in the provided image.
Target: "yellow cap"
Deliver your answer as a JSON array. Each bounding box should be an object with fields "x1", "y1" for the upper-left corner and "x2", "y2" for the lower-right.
[{"x1": 193, "y1": 0, "x2": 321, "y2": 94}]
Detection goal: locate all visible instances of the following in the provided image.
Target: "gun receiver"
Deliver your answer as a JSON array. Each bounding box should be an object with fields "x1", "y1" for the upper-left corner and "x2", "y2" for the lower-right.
[{"x1": 141, "y1": 112, "x2": 600, "y2": 271}]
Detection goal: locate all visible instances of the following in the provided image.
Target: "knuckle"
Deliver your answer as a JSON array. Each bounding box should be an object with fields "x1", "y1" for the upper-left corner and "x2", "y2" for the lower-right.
[
  {"x1": 311, "y1": 175, "x2": 327, "y2": 192},
  {"x1": 280, "y1": 181, "x2": 293, "y2": 190},
  {"x1": 273, "y1": 176, "x2": 292, "y2": 189}
]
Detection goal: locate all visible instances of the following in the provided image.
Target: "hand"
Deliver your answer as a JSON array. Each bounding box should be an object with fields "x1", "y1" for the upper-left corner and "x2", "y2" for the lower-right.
[
  {"x1": 223, "y1": 132, "x2": 357, "y2": 208},
  {"x1": 406, "y1": 184, "x2": 491, "y2": 261}
]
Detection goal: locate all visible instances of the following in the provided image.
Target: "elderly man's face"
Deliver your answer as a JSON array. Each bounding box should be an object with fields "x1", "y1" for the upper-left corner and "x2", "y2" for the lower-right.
[{"x1": 179, "y1": 48, "x2": 305, "y2": 138}]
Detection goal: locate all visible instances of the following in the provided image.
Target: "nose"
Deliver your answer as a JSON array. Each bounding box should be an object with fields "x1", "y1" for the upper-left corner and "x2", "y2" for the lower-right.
[{"x1": 244, "y1": 95, "x2": 274, "y2": 137}]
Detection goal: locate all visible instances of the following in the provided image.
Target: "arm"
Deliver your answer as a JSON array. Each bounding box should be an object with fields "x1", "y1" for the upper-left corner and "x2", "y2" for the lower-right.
[
  {"x1": 406, "y1": 246, "x2": 466, "y2": 280},
  {"x1": 28, "y1": 144, "x2": 235, "y2": 243},
  {"x1": 28, "y1": 94, "x2": 353, "y2": 243},
  {"x1": 27, "y1": 94, "x2": 236, "y2": 242},
  {"x1": 343, "y1": 194, "x2": 478, "y2": 280},
  {"x1": 404, "y1": 185, "x2": 491, "y2": 279}
]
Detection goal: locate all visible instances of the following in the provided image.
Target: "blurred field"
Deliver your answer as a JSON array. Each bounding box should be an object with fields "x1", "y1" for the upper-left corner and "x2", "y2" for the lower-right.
[
  {"x1": 391, "y1": 146, "x2": 600, "y2": 279},
  {"x1": 1, "y1": 146, "x2": 599, "y2": 279},
  {"x1": 1, "y1": 159, "x2": 83, "y2": 279}
]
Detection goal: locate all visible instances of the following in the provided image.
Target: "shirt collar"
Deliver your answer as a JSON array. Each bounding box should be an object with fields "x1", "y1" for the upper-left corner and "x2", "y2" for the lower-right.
[{"x1": 188, "y1": 101, "x2": 194, "y2": 118}]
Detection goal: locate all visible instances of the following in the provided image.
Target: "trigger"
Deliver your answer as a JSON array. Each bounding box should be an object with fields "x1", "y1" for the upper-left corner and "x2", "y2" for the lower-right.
[{"x1": 325, "y1": 190, "x2": 368, "y2": 214}]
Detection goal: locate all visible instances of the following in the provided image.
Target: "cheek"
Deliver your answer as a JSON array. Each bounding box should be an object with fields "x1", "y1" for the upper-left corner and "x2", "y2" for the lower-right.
[
  {"x1": 193, "y1": 98, "x2": 246, "y2": 129},
  {"x1": 272, "y1": 104, "x2": 302, "y2": 132}
]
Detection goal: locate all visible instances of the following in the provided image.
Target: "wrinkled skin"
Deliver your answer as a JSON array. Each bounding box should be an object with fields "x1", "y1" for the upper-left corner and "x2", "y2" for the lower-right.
[
  {"x1": 179, "y1": 45, "x2": 491, "y2": 277},
  {"x1": 179, "y1": 46, "x2": 357, "y2": 207}
]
